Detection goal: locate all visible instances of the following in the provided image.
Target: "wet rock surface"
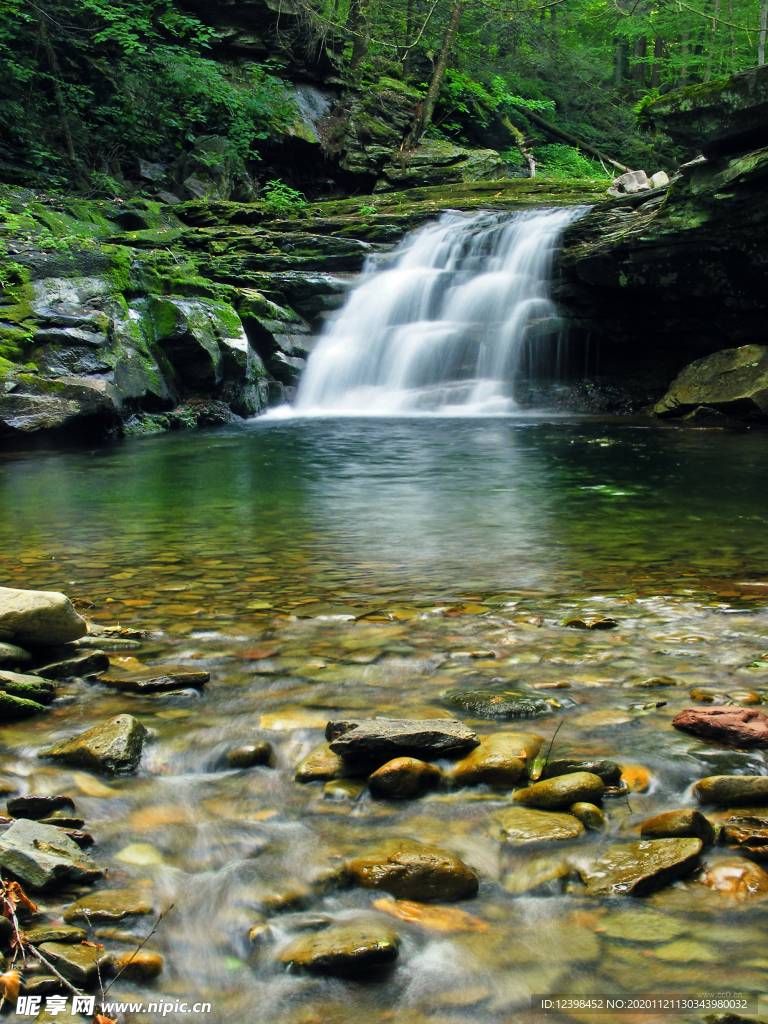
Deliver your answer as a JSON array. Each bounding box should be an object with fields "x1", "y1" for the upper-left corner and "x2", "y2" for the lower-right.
[
  {"x1": 327, "y1": 718, "x2": 479, "y2": 760},
  {"x1": 63, "y1": 889, "x2": 154, "y2": 922},
  {"x1": 347, "y1": 839, "x2": 479, "y2": 901},
  {"x1": 653, "y1": 345, "x2": 768, "y2": 421},
  {"x1": 582, "y1": 838, "x2": 702, "y2": 895},
  {"x1": 451, "y1": 731, "x2": 543, "y2": 788},
  {"x1": 225, "y1": 741, "x2": 273, "y2": 768},
  {"x1": 700, "y1": 856, "x2": 768, "y2": 898},
  {"x1": 673, "y1": 707, "x2": 768, "y2": 746},
  {"x1": 39, "y1": 713, "x2": 148, "y2": 774},
  {"x1": 294, "y1": 741, "x2": 347, "y2": 782},
  {"x1": 494, "y1": 805, "x2": 585, "y2": 842},
  {"x1": 102, "y1": 670, "x2": 210, "y2": 693},
  {"x1": 276, "y1": 919, "x2": 400, "y2": 974},
  {"x1": 32, "y1": 650, "x2": 110, "y2": 679},
  {"x1": 640, "y1": 808, "x2": 715, "y2": 846},
  {"x1": 540, "y1": 758, "x2": 622, "y2": 785},
  {"x1": 367, "y1": 756, "x2": 441, "y2": 798},
  {"x1": 7, "y1": 795, "x2": 75, "y2": 819},
  {"x1": 0, "y1": 587, "x2": 87, "y2": 646},
  {"x1": 38, "y1": 940, "x2": 113, "y2": 985},
  {"x1": 695, "y1": 776, "x2": 768, "y2": 806},
  {"x1": 514, "y1": 771, "x2": 605, "y2": 809},
  {"x1": 0, "y1": 818, "x2": 102, "y2": 889}
]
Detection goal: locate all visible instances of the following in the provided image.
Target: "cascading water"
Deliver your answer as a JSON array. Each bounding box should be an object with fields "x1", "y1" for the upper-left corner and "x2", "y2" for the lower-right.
[{"x1": 292, "y1": 206, "x2": 584, "y2": 416}]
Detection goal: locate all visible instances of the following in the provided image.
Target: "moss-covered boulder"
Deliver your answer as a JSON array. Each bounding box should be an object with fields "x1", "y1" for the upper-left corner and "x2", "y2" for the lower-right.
[
  {"x1": 653, "y1": 345, "x2": 768, "y2": 420},
  {"x1": 645, "y1": 65, "x2": 768, "y2": 158},
  {"x1": 377, "y1": 139, "x2": 508, "y2": 191}
]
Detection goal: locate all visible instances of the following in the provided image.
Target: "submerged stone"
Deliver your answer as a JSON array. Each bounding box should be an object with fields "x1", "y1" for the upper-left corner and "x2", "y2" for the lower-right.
[
  {"x1": 582, "y1": 838, "x2": 702, "y2": 896},
  {"x1": 37, "y1": 941, "x2": 113, "y2": 985},
  {"x1": 32, "y1": 650, "x2": 109, "y2": 679},
  {"x1": 24, "y1": 923, "x2": 87, "y2": 944},
  {"x1": 514, "y1": 771, "x2": 604, "y2": 810},
  {"x1": 451, "y1": 731, "x2": 543, "y2": 788},
  {"x1": 225, "y1": 741, "x2": 273, "y2": 768},
  {"x1": 0, "y1": 587, "x2": 87, "y2": 646},
  {"x1": 323, "y1": 778, "x2": 366, "y2": 800},
  {"x1": 276, "y1": 919, "x2": 400, "y2": 974},
  {"x1": 348, "y1": 839, "x2": 479, "y2": 901},
  {"x1": 368, "y1": 757, "x2": 441, "y2": 799},
  {"x1": 640, "y1": 809, "x2": 715, "y2": 846},
  {"x1": 721, "y1": 808, "x2": 768, "y2": 858},
  {"x1": 102, "y1": 670, "x2": 209, "y2": 693},
  {"x1": 116, "y1": 949, "x2": 164, "y2": 979},
  {"x1": 327, "y1": 718, "x2": 478, "y2": 760},
  {"x1": 599, "y1": 909, "x2": 688, "y2": 943},
  {"x1": 494, "y1": 806, "x2": 585, "y2": 843},
  {"x1": 63, "y1": 889, "x2": 153, "y2": 922},
  {"x1": 7, "y1": 795, "x2": 75, "y2": 820},
  {"x1": 700, "y1": 856, "x2": 768, "y2": 898},
  {"x1": 38, "y1": 714, "x2": 148, "y2": 774},
  {"x1": 540, "y1": 758, "x2": 622, "y2": 786},
  {"x1": 295, "y1": 742, "x2": 347, "y2": 782},
  {"x1": 569, "y1": 802, "x2": 606, "y2": 829},
  {"x1": 447, "y1": 691, "x2": 552, "y2": 719},
  {"x1": 502, "y1": 856, "x2": 573, "y2": 895},
  {"x1": 0, "y1": 819, "x2": 103, "y2": 889},
  {"x1": 694, "y1": 776, "x2": 768, "y2": 806}
]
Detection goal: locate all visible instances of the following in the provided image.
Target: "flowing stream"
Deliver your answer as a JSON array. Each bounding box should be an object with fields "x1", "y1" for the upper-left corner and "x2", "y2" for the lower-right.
[{"x1": 294, "y1": 209, "x2": 583, "y2": 415}]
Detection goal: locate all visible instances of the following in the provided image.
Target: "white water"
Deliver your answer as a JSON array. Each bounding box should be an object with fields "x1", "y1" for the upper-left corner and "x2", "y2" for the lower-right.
[{"x1": 291, "y1": 207, "x2": 584, "y2": 417}]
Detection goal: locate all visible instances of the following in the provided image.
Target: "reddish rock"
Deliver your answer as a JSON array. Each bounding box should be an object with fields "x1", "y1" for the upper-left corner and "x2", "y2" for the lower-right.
[{"x1": 672, "y1": 706, "x2": 768, "y2": 747}]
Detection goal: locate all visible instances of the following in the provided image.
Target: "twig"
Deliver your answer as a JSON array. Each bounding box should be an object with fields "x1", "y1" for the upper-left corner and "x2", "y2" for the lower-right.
[
  {"x1": 27, "y1": 944, "x2": 84, "y2": 998},
  {"x1": 545, "y1": 719, "x2": 564, "y2": 764},
  {"x1": 102, "y1": 904, "x2": 174, "y2": 997}
]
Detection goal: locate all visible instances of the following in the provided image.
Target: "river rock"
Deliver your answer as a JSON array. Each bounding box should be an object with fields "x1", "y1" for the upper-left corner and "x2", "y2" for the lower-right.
[
  {"x1": 102, "y1": 670, "x2": 210, "y2": 693},
  {"x1": 502, "y1": 856, "x2": 574, "y2": 895},
  {"x1": 324, "y1": 778, "x2": 366, "y2": 800},
  {"x1": 569, "y1": 802, "x2": 606, "y2": 829},
  {"x1": 447, "y1": 690, "x2": 551, "y2": 718},
  {"x1": 225, "y1": 741, "x2": 273, "y2": 768},
  {"x1": 295, "y1": 742, "x2": 347, "y2": 782},
  {"x1": 38, "y1": 940, "x2": 113, "y2": 985},
  {"x1": 0, "y1": 670, "x2": 56, "y2": 703},
  {"x1": 581, "y1": 838, "x2": 702, "y2": 896},
  {"x1": 451, "y1": 731, "x2": 543, "y2": 788},
  {"x1": 0, "y1": 819, "x2": 103, "y2": 889},
  {"x1": 116, "y1": 949, "x2": 164, "y2": 979},
  {"x1": 514, "y1": 771, "x2": 604, "y2": 810},
  {"x1": 276, "y1": 919, "x2": 400, "y2": 974},
  {"x1": 348, "y1": 839, "x2": 479, "y2": 901},
  {"x1": 540, "y1": 758, "x2": 622, "y2": 786},
  {"x1": 0, "y1": 642, "x2": 32, "y2": 668},
  {"x1": 24, "y1": 923, "x2": 87, "y2": 944},
  {"x1": 32, "y1": 650, "x2": 109, "y2": 679},
  {"x1": 0, "y1": 690, "x2": 46, "y2": 720},
  {"x1": 494, "y1": 806, "x2": 585, "y2": 842},
  {"x1": 700, "y1": 856, "x2": 768, "y2": 897},
  {"x1": 327, "y1": 718, "x2": 478, "y2": 760},
  {"x1": 640, "y1": 809, "x2": 715, "y2": 846},
  {"x1": 673, "y1": 706, "x2": 768, "y2": 746},
  {"x1": 38, "y1": 714, "x2": 147, "y2": 774},
  {"x1": 368, "y1": 757, "x2": 441, "y2": 798},
  {"x1": 0, "y1": 587, "x2": 88, "y2": 646},
  {"x1": 63, "y1": 889, "x2": 153, "y2": 922},
  {"x1": 721, "y1": 808, "x2": 768, "y2": 858},
  {"x1": 7, "y1": 795, "x2": 75, "y2": 820},
  {"x1": 694, "y1": 776, "x2": 768, "y2": 806},
  {"x1": 654, "y1": 345, "x2": 768, "y2": 421}
]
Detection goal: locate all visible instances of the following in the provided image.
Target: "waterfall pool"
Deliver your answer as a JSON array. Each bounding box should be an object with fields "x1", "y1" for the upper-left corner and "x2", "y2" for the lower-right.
[{"x1": 1, "y1": 416, "x2": 768, "y2": 1023}]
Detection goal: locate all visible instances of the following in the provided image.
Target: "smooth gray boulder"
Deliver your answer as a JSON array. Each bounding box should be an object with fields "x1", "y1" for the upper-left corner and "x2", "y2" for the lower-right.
[
  {"x1": 654, "y1": 345, "x2": 768, "y2": 420},
  {"x1": 0, "y1": 587, "x2": 87, "y2": 646},
  {"x1": 0, "y1": 819, "x2": 103, "y2": 889},
  {"x1": 327, "y1": 718, "x2": 479, "y2": 760},
  {"x1": 32, "y1": 650, "x2": 109, "y2": 679},
  {"x1": 38, "y1": 714, "x2": 148, "y2": 774},
  {"x1": 0, "y1": 642, "x2": 32, "y2": 668}
]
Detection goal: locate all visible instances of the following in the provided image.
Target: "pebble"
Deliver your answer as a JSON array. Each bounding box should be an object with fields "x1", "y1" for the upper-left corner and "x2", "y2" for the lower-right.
[
  {"x1": 569, "y1": 802, "x2": 606, "y2": 829},
  {"x1": 541, "y1": 758, "x2": 622, "y2": 786},
  {"x1": 225, "y1": 742, "x2": 273, "y2": 769},
  {"x1": 348, "y1": 839, "x2": 479, "y2": 901},
  {"x1": 114, "y1": 842, "x2": 165, "y2": 866},
  {"x1": 640, "y1": 809, "x2": 715, "y2": 846},
  {"x1": 116, "y1": 950, "x2": 164, "y2": 979},
  {"x1": 694, "y1": 775, "x2": 768, "y2": 806},
  {"x1": 573, "y1": 709, "x2": 634, "y2": 729},
  {"x1": 368, "y1": 757, "x2": 441, "y2": 799},
  {"x1": 514, "y1": 771, "x2": 604, "y2": 810},
  {"x1": 451, "y1": 731, "x2": 543, "y2": 789}
]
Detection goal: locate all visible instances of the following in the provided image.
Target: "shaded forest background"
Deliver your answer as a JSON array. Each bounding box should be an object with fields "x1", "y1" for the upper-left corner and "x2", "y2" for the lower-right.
[{"x1": 0, "y1": 0, "x2": 765, "y2": 197}]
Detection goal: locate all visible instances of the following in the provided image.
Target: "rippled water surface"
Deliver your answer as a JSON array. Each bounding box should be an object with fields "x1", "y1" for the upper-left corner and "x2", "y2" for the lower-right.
[{"x1": 2, "y1": 417, "x2": 768, "y2": 1024}]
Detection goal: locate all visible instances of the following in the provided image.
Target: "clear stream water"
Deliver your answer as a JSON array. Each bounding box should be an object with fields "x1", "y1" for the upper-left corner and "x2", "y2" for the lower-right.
[{"x1": 2, "y1": 417, "x2": 768, "y2": 1023}]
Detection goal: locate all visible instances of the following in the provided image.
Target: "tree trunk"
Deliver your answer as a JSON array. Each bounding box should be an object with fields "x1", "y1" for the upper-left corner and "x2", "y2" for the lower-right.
[
  {"x1": 679, "y1": 31, "x2": 690, "y2": 86},
  {"x1": 39, "y1": 18, "x2": 77, "y2": 167},
  {"x1": 402, "y1": 0, "x2": 466, "y2": 150},
  {"x1": 650, "y1": 36, "x2": 663, "y2": 89},
  {"x1": 632, "y1": 37, "x2": 647, "y2": 88},
  {"x1": 705, "y1": 0, "x2": 720, "y2": 81},
  {"x1": 760, "y1": 0, "x2": 767, "y2": 65},
  {"x1": 402, "y1": 0, "x2": 413, "y2": 79},
  {"x1": 614, "y1": 39, "x2": 625, "y2": 87},
  {"x1": 500, "y1": 115, "x2": 536, "y2": 178},
  {"x1": 510, "y1": 104, "x2": 630, "y2": 172},
  {"x1": 348, "y1": 0, "x2": 370, "y2": 78}
]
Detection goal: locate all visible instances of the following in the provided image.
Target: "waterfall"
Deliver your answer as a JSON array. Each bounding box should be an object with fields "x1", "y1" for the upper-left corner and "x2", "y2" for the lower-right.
[{"x1": 292, "y1": 207, "x2": 584, "y2": 416}]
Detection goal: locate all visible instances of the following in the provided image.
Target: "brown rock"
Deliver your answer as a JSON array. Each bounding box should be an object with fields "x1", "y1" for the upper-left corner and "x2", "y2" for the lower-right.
[
  {"x1": 451, "y1": 731, "x2": 543, "y2": 789},
  {"x1": 581, "y1": 838, "x2": 702, "y2": 896},
  {"x1": 494, "y1": 806, "x2": 585, "y2": 843},
  {"x1": 721, "y1": 808, "x2": 768, "y2": 858},
  {"x1": 694, "y1": 776, "x2": 768, "y2": 806},
  {"x1": 640, "y1": 809, "x2": 715, "y2": 846},
  {"x1": 514, "y1": 771, "x2": 604, "y2": 810},
  {"x1": 569, "y1": 802, "x2": 606, "y2": 830},
  {"x1": 295, "y1": 742, "x2": 347, "y2": 783},
  {"x1": 368, "y1": 757, "x2": 441, "y2": 799},
  {"x1": 348, "y1": 839, "x2": 479, "y2": 901},
  {"x1": 63, "y1": 889, "x2": 153, "y2": 922},
  {"x1": 276, "y1": 919, "x2": 400, "y2": 974},
  {"x1": 225, "y1": 742, "x2": 273, "y2": 769},
  {"x1": 700, "y1": 856, "x2": 768, "y2": 898},
  {"x1": 672, "y1": 706, "x2": 768, "y2": 747},
  {"x1": 116, "y1": 950, "x2": 164, "y2": 979}
]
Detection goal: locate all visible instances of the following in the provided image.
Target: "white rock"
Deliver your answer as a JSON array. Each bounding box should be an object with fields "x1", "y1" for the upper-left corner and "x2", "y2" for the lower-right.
[
  {"x1": 651, "y1": 170, "x2": 670, "y2": 188},
  {"x1": 0, "y1": 587, "x2": 87, "y2": 646}
]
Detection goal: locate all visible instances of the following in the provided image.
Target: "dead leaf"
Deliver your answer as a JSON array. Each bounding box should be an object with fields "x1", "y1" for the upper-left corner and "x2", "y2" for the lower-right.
[{"x1": 373, "y1": 898, "x2": 491, "y2": 933}]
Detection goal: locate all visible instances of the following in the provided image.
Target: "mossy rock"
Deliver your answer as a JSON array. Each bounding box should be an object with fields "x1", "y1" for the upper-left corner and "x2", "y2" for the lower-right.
[{"x1": 0, "y1": 689, "x2": 46, "y2": 721}]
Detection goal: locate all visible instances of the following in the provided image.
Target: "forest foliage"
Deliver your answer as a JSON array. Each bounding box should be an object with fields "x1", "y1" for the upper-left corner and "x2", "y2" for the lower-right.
[{"x1": 0, "y1": 0, "x2": 764, "y2": 193}]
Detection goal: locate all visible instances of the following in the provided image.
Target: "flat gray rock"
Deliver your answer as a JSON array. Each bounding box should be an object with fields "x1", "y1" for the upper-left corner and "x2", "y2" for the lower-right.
[
  {"x1": 0, "y1": 818, "x2": 103, "y2": 889},
  {"x1": 327, "y1": 718, "x2": 479, "y2": 760},
  {"x1": 581, "y1": 837, "x2": 702, "y2": 896},
  {"x1": 32, "y1": 650, "x2": 109, "y2": 679},
  {"x1": 0, "y1": 641, "x2": 32, "y2": 668},
  {"x1": 0, "y1": 587, "x2": 87, "y2": 646}
]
